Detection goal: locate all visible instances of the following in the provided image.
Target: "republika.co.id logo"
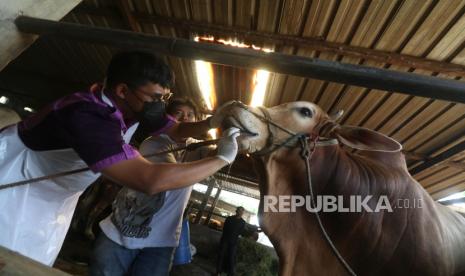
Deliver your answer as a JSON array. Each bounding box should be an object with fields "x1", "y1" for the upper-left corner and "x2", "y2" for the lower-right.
[{"x1": 263, "y1": 195, "x2": 423, "y2": 213}]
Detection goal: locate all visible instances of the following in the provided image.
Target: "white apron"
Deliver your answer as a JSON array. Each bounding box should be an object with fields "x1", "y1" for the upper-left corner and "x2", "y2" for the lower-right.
[{"x1": 0, "y1": 122, "x2": 138, "y2": 265}]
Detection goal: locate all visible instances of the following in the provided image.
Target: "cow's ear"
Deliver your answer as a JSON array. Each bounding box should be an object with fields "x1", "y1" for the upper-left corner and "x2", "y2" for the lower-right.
[{"x1": 333, "y1": 126, "x2": 402, "y2": 152}]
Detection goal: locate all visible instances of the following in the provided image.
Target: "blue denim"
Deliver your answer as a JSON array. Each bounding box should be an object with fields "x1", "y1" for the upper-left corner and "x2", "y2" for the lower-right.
[{"x1": 90, "y1": 233, "x2": 175, "y2": 276}]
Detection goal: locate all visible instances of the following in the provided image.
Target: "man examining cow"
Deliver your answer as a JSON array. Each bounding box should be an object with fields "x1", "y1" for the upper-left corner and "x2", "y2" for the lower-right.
[
  {"x1": 90, "y1": 97, "x2": 211, "y2": 275},
  {"x1": 0, "y1": 50, "x2": 241, "y2": 266}
]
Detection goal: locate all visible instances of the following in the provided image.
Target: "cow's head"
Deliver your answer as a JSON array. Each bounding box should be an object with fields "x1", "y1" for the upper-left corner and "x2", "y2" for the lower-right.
[{"x1": 219, "y1": 101, "x2": 402, "y2": 154}]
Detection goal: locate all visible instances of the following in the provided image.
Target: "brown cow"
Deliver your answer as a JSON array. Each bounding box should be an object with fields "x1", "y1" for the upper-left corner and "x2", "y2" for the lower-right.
[{"x1": 220, "y1": 101, "x2": 465, "y2": 276}]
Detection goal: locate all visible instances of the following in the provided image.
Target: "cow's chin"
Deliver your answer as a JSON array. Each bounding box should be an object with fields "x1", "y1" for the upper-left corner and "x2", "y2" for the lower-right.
[
  {"x1": 221, "y1": 114, "x2": 269, "y2": 153},
  {"x1": 237, "y1": 134, "x2": 267, "y2": 153}
]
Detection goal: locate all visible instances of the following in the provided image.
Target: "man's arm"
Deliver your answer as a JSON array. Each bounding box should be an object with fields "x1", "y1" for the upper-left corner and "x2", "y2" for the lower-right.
[
  {"x1": 102, "y1": 155, "x2": 227, "y2": 195},
  {"x1": 102, "y1": 127, "x2": 240, "y2": 195}
]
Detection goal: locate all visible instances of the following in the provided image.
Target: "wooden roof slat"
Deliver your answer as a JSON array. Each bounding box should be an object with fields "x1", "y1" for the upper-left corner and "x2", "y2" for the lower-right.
[
  {"x1": 415, "y1": 164, "x2": 450, "y2": 181},
  {"x1": 427, "y1": 137, "x2": 465, "y2": 159},
  {"x1": 169, "y1": 0, "x2": 192, "y2": 20},
  {"x1": 341, "y1": 81, "x2": 388, "y2": 125},
  {"x1": 390, "y1": 100, "x2": 450, "y2": 143},
  {"x1": 316, "y1": 82, "x2": 345, "y2": 111},
  {"x1": 355, "y1": 1, "x2": 465, "y2": 137},
  {"x1": 375, "y1": 73, "x2": 456, "y2": 135},
  {"x1": 402, "y1": 0, "x2": 465, "y2": 56},
  {"x1": 432, "y1": 181, "x2": 465, "y2": 200},
  {"x1": 279, "y1": 75, "x2": 306, "y2": 104},
  {"x1": 420, "y1": 167, "x2": 462, "y2": 187},
  {"x1": 374, "y1": 0, "x2": 434, "y2": 52},
  {"x1": 277, "y1": 0, "x2": 309, "y2": 35},
  {"x1": 326, "y1": 0, "x2": 367, "y2": 43},
  {"x1": 189, "y1": 0, "x2": 212, "y2": 22},
  {"x1": 298, "y1": 78, "x2": 325, "y2": 103},
  {"x1": 157, "y1": 0, "x2": 198, "y2": 102},
  {"x1": 256, "y1": 0, "x2": 280, "y2": 33},
  {"x1": 350, "y1": 0, "x2": 400, "y2": 47},
  {"x1": 235, "y1": 0, "x2": 254, "y2": 29},
  {"x1": 428, "y1": 15, "x2": 465, "y2": 62},
  {"x1": 361, "y1": 92, "x2": 409, "y2": 130},
  {"x1": 158, "y1": 0, "x2": 206, "y2": 106},
  {"x1": 302, "y1": 0, "x2": 338, "y2": 38},
  {"x1": 212, "y1": 0, "x2": 232, "y2": 27},
  {"x1": 402, "y1": 105, "x2": 465, "y2": 151},
  {"x1": 327, "y1": 86, "x2": 369, "y2": 116},
  {"x1": 427, "y1": 173, "x2": 465, "y2": 194},
  {"x1": 264, "y1": 73, "x2": 286, "y2": 107},
  {"x1": 410, "y1": 139, "x2": 465, "y2": 176},
  {"x1": 75, "y1": 14, "x2": 110, "y2": 77},
  {"x1": 375, "y1": 97, "x2": 430, "y2": 134}
]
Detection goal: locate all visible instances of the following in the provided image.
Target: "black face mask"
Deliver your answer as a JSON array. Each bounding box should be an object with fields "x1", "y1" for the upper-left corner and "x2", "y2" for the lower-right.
[
  {"x1": 132, "y1": 100, "x2": 167, "y2": 146},
  {"x1": 136, "y1": 100, "x2": 166, "y2": 123}
]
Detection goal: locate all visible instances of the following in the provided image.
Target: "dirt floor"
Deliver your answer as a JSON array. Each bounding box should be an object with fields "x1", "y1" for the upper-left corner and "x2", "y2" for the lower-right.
[{"x1": 53, "y1": 224, "x2": 277, "y2": 275}]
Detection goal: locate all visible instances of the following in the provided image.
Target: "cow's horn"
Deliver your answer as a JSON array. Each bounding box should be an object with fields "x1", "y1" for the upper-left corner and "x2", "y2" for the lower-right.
[{"x1": 329, "y1": 110, "x2": 344, "y2": 122}]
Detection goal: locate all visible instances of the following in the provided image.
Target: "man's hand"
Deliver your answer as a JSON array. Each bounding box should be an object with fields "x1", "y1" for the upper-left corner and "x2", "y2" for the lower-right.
[{"x1": 216, "y1": 127, "x2": 240, "y2": 164}]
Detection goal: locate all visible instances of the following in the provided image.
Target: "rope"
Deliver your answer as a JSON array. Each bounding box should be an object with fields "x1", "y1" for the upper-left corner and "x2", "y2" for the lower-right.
[
  {"x1": 0, "y1": 139, "x2": 220, "y2": 191},
  {"x1": 299, "y1": 136, "x2": 357, "y2": 276},
  {"x1": 231, "y1": 101, "x2": 356, "y2": 275}
]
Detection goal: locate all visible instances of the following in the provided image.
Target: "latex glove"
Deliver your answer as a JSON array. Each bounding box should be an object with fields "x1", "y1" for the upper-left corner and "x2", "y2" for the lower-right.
[
  {"x1": 216, "y1": 127, "x2": 240, "y2": 164},
  {"x1": 208, "y1": 101, "x2": 237, "y2": 129}
]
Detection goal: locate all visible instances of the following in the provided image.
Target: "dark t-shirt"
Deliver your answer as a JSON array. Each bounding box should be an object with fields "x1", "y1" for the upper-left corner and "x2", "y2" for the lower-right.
[{"x1": 221, "y1": 216, "x2": 246, "y2": 245}]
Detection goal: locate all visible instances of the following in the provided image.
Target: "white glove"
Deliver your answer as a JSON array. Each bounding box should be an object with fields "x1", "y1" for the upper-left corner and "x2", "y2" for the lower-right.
[
  {"x1": 209, "y1": 101, "x2": 237, "y2": 128},
  {"x1": 216, "y1": 127, "x2": 240, "y2": 164}
]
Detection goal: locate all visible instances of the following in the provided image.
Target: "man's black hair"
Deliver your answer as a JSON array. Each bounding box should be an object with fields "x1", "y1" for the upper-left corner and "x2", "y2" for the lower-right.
[
  {"x1": 106, "y1": 51, "x2": 174, "y2": 89},
  {"x1": 166, "y1": 97, "x2": 199, "y2": 118}
]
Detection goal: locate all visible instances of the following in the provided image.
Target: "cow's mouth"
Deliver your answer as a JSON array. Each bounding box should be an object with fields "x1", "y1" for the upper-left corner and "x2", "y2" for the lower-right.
[{"x1": 222, "y1": 116, "x2": 258, "y2": 137}]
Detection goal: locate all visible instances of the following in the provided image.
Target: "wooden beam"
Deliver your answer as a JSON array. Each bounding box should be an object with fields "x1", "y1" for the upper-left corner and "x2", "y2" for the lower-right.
[
  {"x1": 15, "y1": 16, "x2": 465, "y2": 104},
  {"x1": 0, "y1": 0, "x2": 81, "y2": 71},
  {"x1": 73, "y1": 5, "x2": 465, "y2": 79},
  {"x1": 410, "y1": 140, "x2": 465, "y2": 175},
  {"x1": 404, "y1": 151, "x2": 465, "y2": 170},
  {"x1": 0, "y1": 246, "x2": 68, "y2": 275}
]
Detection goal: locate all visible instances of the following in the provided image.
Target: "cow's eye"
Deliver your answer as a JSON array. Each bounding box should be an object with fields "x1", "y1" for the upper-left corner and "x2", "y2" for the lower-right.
[{"x1": 299, "y1": 107, "x2": 313, "y2": 118}]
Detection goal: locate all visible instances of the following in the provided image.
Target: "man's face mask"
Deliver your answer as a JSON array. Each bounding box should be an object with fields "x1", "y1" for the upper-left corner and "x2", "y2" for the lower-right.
[
  {"x1": 137, "y1": 100, "x2": 166, "y2": 123},
  {"x1": 127, "y1": 85, "x2": 172, "y2": 123},
  {"x1": 128, "y1": 86, "x2": 173, "y2": 145}
]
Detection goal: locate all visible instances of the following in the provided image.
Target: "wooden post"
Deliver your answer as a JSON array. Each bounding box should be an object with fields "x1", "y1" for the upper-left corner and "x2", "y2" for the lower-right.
[{"x1": 14, "y1": 16, "x2": 465, "y2": 104}]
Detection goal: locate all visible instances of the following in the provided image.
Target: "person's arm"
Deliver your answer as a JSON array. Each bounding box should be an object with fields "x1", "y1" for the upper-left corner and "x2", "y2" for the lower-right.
[
  {"x1": 165, "y1": 101, "x2": 237, "y2": 140},
  {"x1": 102, "y1": 127, "x2": 240, "y2": 195},
  {"x1": 101, "y1": 155, "x2": 226, "y2": 195},
  {"x1": 165, "y1": 119, "x2": 211, "y2": 141}
]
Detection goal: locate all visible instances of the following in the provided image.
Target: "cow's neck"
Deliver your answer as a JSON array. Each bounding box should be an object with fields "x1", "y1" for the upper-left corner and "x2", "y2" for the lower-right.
[{"x1": 254, "y1": 144, "x2": 405, "y2": 275}]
